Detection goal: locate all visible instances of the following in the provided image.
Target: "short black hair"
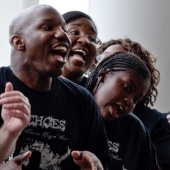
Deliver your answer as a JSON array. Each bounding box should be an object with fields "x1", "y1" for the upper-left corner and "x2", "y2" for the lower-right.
[{"x1": 62, "y1": 10, "x2": 97, "y2": 33}]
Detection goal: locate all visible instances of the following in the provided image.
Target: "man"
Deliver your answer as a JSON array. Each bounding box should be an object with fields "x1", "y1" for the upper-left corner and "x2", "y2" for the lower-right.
[{"x1": 0, "y1": 4, "x2": 109, "y2": 170}]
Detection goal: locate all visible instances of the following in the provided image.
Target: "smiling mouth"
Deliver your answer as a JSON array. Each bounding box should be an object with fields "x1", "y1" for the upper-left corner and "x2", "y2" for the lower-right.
[
  {"x1": 109, "y1": 105, "x2": 118, "y2": 119},
  {"x1": 51, "y1": 46, "x2": 68, "y2": 60},
  {"x1": 109, "y1": 104, "x2": 125, "y2": 119},
  {"x1": 70, "y1": 49, "x2": 87, "y2": 60}
]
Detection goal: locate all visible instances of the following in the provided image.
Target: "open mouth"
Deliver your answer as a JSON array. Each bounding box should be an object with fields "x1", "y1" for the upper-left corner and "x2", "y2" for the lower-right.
[
  {"x1": 51, "y1": 46, "x2": 68, "y2": 60},
  {"x1": 109, "y1": 104, "x2": 125, "y2": 119},
  {"x1": 70, "y1": 49, "x2": 87, "y2": 60}
]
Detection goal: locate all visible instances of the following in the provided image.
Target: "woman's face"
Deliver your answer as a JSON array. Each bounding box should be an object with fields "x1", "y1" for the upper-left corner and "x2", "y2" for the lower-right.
[
  {"x1": 93, "y1": 70, "x2": 150, "y2": 121},
  {"x1": 63, "y1": 17, "x2": 97, "y2": 79},
  {"x1": 96, "y1": 45, "x2": 124, "y2": 63}
]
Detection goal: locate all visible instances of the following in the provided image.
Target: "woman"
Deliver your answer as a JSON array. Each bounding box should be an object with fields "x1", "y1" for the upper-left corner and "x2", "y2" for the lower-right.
[
  {"x1": 86, "y1": 51, "x2": 159, "y2": 170},
  {"x1": 96, "y1": 38, "x2": 170, "y2": 169},
  {"x1": 62, "y1": 10, "x2": 101, "y2": 86}
]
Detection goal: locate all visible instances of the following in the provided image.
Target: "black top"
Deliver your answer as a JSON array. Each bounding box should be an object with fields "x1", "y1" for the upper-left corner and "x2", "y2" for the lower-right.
[
  {"x1": 104, "y1": 113, "x2": 158, "y2": 170},
  {"x1": 0, "y1": 67, "x2": 110, "y2": 170},
  {"x1": 134, "y1": 104, "x2": 170, "y2": 170},
  {"x1": 77, "y1": 75, "x2": 88, "y2": 87}
]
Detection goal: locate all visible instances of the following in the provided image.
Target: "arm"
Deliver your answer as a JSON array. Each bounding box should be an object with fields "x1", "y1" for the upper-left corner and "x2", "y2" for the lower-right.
[
  {"x1": 0, "y1": 82, "x2": 31, "y2": 162},
  {"x1": 0, "y1": 151, "x2": 31, "y2": 170},
  {"x1": 71, "y1": 151, "x2": 103, "y2": 170}
]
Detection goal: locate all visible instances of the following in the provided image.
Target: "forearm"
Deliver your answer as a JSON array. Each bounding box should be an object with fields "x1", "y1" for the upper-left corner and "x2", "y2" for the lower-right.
[{"x1": 0, "y1": 125, "x2": 20, "y2": 163}]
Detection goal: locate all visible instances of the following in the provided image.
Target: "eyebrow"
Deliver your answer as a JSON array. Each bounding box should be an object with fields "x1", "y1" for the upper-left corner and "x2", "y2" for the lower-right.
[
  {"x1": 38, "y1": 17, "x2": 58, "y2": 23},
  {"x1": 68, "y1": 23, "x2": 96, "y2": 33}
]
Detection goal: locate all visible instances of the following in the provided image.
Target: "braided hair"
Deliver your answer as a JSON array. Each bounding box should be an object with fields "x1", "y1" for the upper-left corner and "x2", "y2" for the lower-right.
[
  {"x1": 86, "y1": 51, "x2": 151, "y2": 96},
  {"x1": 97, "y1": 38, "x2": 160, "y2": 106}
]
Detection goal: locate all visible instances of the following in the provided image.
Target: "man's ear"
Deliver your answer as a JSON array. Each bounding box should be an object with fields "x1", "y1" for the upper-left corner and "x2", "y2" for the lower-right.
[{"x1": 11, "y1": 35, "x2": 25, "y2": 51}]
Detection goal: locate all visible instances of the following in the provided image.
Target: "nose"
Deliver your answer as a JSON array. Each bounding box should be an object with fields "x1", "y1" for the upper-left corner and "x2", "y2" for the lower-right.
[
  {"x1": 54, "y1": 27, "x2": 70, "y2": 42},
  {"x1": 124, "y1": 96, "x2": 136, "y2": 112},
  {"x1": 76, "y1": 34, "x2": 90, "y2": 44}
]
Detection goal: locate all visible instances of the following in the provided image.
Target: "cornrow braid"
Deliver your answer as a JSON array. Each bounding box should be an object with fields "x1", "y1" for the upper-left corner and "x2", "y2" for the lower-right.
[
  {"x1": 97, "y1": 38, "x2": 160, "y2": 106},
  {"x1": 86, "y1": 51, "x2": 150, "y2": 94}
]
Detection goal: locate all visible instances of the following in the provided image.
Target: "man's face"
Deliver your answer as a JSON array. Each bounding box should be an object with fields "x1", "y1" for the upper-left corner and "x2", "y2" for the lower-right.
[{"x1": 21, "y1": 7, "x2": 71, "y2": 77}]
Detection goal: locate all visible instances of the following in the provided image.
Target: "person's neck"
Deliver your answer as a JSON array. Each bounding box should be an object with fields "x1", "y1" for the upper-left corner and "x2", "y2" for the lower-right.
[
  {"x1": 10, "y1": 66, "x2": 53, "y2": 91},
  {"x1": 61, "y1": 73, "x2": 82, "y2": 84},
  {"x1": 62, "y1": 68, "x2": 83, "y2": 84}
]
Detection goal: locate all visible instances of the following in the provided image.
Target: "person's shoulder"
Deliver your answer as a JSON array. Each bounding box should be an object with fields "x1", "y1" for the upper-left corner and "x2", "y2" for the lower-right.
[
  {"x1": 0, "y1": 66, "x2": 10, "y2": 69},
  {"x1": 134, "y1": 104, "x2": 166, "y2": 121},
  {"x1": 119, "y1": 113, "x2": 146, "y2": 129},
  {"x1": 0, "y1": 66, "x2": 10, "y2": 87},
  {"x1": 0, "y1": 66, "x2": 10, "y2": 72},
  {"x1": 105, "y1": 113, "x2": 146, "y2": 133},
  {"x1": 0, "y1": 66, "x2": 11, "y2": 77},
  {"x1": 56, "y1": 76, "x2": 93, "y2": 98},
  {"x1": 57, "y1": 76, "x2": 86, "y2": 89},
  {"x1": 134, "y1": 104, "x2": 170, "y2": 132},
  {"x1": 77, "y1": 76, "x2": 88, "y2": 87}
]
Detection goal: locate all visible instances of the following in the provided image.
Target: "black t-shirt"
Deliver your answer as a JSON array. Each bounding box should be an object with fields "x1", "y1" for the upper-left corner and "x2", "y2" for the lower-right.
[
  {"x1": 134, "y1": 104, "x2": 170, "y2": 169},
  {"x1": 104, "y1": 113, "x2": 158, "y2": 170},
  {"x1": 77, "y1": 75, "x2": 88, "y2": 87},
  {"x1": 0, "y1": 67, "x2": 110, "y2": 170}
]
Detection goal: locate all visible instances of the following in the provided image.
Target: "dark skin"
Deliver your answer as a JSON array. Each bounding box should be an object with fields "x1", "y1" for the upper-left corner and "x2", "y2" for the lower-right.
[
  {"x1": 8, "y1": 4, "x2": 104, "y2": 169},
  {"x1": 0, "y1": 82, "x2": 30, "y2": 162},
  {"x1": 96, "y1": 44, "x2": 124, "y2": 63},
  {"x1": 0, "y1": 151, "x2": 103, "y2": 170},
  {"x1": 62, "y1": 17, "x2": 97, "y2": 83},
  {"x1": 9, "y1": 5, "x2": 71, "y2": 91},
  {"x1": 93, "y1": 70, "x2": 150, "y2": 121},
  {"x1": 0, "y1": 152, "x2": 31, "y2": 170},
  {"x1": 71, "y1": 151, "x2": 103, "y2": 170},
  {"x1": 96, "y1": 44, "x2": 163, "y2": 170}
]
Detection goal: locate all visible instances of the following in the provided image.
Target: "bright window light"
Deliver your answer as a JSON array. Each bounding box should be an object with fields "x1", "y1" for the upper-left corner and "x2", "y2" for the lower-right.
[{"x1": 39, "y1": 0, "x2": 89, "y2": 14}]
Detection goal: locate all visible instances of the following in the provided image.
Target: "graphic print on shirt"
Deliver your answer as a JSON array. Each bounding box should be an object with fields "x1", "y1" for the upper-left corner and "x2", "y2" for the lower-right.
[
  {"x1": 10, "y1": 114, "x2": 71, "y2": 169},
  {"x1": 108, "y1": 141, "x2": 128, "y2": 170},
  {"x1": 108, "y1": 141, "x2": 121, "y2": 160}
]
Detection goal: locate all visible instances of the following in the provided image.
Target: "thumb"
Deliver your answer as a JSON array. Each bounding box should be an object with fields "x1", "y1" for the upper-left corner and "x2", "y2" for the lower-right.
[
  {"x1": 71, "y1": 151, "x2": 82, "y2": 160},
  {"x1": 13, "y1": 151, "x2": 32, "y2": 165},
  {"x1": 5, "y1": 82, "x2": 13, "y2": 92}
]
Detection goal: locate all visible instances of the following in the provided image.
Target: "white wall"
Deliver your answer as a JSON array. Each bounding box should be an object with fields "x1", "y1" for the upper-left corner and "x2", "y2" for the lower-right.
[
  {"x1": 39, "y1": 0, "x2": 89, "y2": 14},
  {"x1": 89, "y1": 0, "x2": 170, "y2": 112},
  {"x1": 0, "y1": 0, "x2": 22, "y2": 66},
  {"x1": 0, "y1": 0, "x2": 38, "y2": 66}
]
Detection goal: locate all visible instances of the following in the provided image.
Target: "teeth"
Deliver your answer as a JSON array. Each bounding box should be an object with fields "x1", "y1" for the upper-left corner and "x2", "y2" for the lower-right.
[
  {"x1": 74, "y1": 49, "x2": 86, "y2": 56},
  {"x1": 53, "y1": 46, "x2": 67, "y2": 52},
  {"x1": 119, "y1": 105, "x2": 123, "y2": 111},
  {"x1": 115, "y1": 114, "x2": 119, "y2": 118}
]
